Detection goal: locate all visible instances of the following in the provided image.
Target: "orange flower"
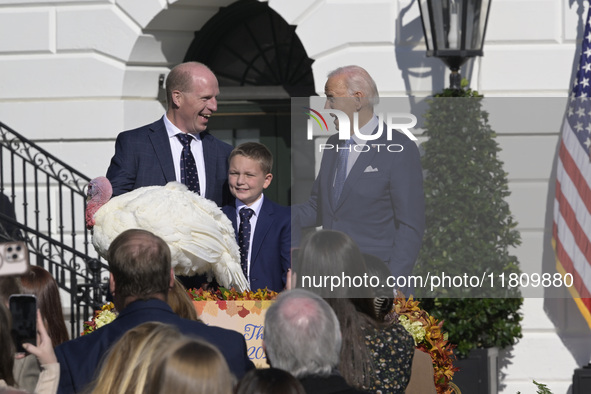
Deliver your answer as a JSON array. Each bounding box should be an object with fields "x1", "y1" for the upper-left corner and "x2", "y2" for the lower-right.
[
  {"x1": 394, "y1": 294, "x2": 458, "y2": 394},
  {"x1": 188, "y1": 287, "x2": 278, "y2": 301}
]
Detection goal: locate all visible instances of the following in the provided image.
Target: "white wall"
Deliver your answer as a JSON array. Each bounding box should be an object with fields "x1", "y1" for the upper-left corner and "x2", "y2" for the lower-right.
[
  {"x1": 0, "y1": 0, "x2": 587, "y2": 392},
  {"x1": 277, "y1": 1, "x2": 586, "y2": 391}
]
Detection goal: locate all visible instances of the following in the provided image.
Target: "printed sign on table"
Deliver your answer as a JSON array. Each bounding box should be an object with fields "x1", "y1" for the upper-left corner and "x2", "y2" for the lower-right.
[{"x1": 194, "y1": 300, "x2": 272, "y2": 368}]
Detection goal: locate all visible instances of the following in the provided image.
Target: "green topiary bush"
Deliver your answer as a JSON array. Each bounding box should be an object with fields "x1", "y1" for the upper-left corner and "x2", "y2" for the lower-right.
[{"x1": 415, "y1": 80, "x2": 523, "y2": 357}]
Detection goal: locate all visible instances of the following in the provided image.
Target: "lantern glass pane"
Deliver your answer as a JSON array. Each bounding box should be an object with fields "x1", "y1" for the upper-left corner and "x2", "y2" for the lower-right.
[
  {"x1": 434, "y1": 1, "x2": 447, "y2": 50},
  {"x1": 418, "y1": 0, "x2": 490, "y2": 57},
  {"x1": 477, "y1": 0, "x2": 491, "y2": 50},
  {"x1": 418, "y1": 0, "x2": 433, "y2": 51},
  {"x1": 448, "y1": 0, "x2": 461, "y2": 50}
]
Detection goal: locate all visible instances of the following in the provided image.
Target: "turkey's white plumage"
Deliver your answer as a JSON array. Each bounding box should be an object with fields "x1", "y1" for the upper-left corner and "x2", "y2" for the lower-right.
[{"x1": 88, "y1": 179, "x2": 249, "y2": 291}]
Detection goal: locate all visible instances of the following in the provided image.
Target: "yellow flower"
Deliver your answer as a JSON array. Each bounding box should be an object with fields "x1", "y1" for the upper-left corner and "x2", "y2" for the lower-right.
[
  {"x1": 398, "y1": 315, "x2": 427, "y2": 345},
  {"x1": 94, "y1": 310, "x2": 117, "y2": 328}
]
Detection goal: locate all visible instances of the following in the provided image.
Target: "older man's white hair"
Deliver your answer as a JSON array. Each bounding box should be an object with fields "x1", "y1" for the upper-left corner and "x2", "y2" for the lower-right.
[
  {"x1": 264, "y1": 289, "x2": 342, "y2": 378},
  {"x1": 327, "y1": 65, "x2": 379, "y2": 107}
]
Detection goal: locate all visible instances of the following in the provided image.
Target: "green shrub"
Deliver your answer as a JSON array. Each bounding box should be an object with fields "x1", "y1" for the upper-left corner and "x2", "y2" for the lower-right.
[{"x1": 415, "y1": 81, "x2": 523, "y2": 357}]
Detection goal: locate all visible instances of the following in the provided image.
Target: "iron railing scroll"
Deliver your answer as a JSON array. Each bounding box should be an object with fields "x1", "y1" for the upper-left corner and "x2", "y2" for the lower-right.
[{"x1": 0, "y1": 121, "x2": 108, "y2": 338}]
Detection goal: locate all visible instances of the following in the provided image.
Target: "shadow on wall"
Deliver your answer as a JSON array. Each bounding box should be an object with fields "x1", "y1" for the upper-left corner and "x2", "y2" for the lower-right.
[
  {"x1": 393, "y1": 0, "x2": 478, "y2": 139},
  {"x1": 498, "y1": 346, "x2": 517, "y2": 393},
  {"x1": 542, "y1": 2, "x2": 591, "y2": 392},
  {"x1": 394, "y1": 0, "x2": 477, "y2": 100}
]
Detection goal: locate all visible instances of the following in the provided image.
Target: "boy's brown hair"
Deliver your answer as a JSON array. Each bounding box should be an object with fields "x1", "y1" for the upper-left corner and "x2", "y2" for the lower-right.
[{"x1": 229, "y1": 142, "x2": 273, "y2": 174}]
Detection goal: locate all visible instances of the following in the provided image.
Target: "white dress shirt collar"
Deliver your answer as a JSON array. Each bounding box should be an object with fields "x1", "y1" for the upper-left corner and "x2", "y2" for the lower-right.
[
  {"x1": 162, "y1": 115, "x2": 207, "y2": 197},
  {"x1": 236, "y1": 194, "x2": 264, "y2": 218},
  {"x1": 350, "y1": 115, "x2": 379, "y2": 145}
]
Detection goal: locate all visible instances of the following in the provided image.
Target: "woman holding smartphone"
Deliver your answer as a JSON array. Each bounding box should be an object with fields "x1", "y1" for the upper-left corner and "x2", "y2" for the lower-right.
[
  {"x1": 20, "y1": 266, "x2": 69, "y2": 346},
  {"x1": 0, "y1": 302, "x2": 59, "y2": 394}
]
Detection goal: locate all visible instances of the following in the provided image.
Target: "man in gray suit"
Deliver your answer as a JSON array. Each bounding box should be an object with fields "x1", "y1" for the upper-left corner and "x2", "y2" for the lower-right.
[
  {"x1": 106, "y1": 62, "x2": 233, "y2": 207},
  {"x1": 293, "y1": 65, "x2": 425, "y2": 295}
]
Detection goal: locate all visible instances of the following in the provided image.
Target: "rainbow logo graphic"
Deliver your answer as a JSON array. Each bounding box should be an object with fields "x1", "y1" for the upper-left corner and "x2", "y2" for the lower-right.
[{"x1": 304, "y1": 107, "x2": 328, "y2": 132}]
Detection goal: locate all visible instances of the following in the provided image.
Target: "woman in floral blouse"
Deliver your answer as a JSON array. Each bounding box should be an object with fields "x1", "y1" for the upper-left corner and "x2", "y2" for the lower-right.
[{"x1": 295, "y1": 230, "x2": 415, "y2": 394}]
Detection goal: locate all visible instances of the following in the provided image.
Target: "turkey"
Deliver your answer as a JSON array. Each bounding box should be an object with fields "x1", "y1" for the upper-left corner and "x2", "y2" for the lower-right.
[{"x1": 85, "y1": 177, "x2": 249, "y2": 292}]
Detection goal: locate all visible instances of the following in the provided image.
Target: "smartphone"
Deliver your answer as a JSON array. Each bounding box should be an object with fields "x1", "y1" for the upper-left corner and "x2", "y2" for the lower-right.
[
  {"x1": 0, "y1": 241, "x2": 29, "y2": 277},
  {"x1": 9, "y1": 294, "x2": 37, "y2": 353}
]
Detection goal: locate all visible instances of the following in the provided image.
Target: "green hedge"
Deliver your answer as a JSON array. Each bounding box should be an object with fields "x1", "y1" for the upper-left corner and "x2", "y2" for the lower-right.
[{"x1": 415, "y1": 81, "x2": 523, "y2": 357}]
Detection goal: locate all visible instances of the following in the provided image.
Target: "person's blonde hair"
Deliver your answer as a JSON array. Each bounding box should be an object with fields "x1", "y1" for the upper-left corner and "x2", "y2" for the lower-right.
[
  {"x1": 89, "y1": 322, "x2": 182, "y2": 394},
  {"x1": 146, "y1": 338, "x2": 235, "y2": 394},
  {"x1": 167, "y1": 277, "x2": 198, "y2": 321}
]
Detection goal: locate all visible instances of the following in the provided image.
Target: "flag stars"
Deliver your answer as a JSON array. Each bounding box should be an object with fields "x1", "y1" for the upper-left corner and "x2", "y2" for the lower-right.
[
  {"x1": 575, "y1": 121, "x2": 584, "y2": 132},
  {"x1": 585, "y1": 47, "x2": 591, "y2": 58},
  {"x1": 583, "y1": 77, "x2": 590, "y2": 88},
  {"x1": 584, "y1": 63, "x2": 591, "y2": 74},
  {"x1": 577, "y1": 106, "x2": 586, "y2": 118}
]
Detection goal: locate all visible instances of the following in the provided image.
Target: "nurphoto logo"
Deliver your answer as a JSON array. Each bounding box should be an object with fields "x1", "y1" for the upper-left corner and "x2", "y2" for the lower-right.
[{"x1": 304, "y1": 107, "x2": 418, "y2": 142}]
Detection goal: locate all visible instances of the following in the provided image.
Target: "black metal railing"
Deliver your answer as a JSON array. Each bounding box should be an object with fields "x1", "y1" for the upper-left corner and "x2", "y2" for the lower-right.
[{"x1": 0, "y1": 121, "x2": 108, "y2": 338}]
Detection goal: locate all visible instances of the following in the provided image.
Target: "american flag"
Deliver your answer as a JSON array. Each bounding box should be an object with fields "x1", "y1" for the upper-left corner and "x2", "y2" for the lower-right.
[{"x1": 553, "y1": 7, "x2": 591, "y2": 328}]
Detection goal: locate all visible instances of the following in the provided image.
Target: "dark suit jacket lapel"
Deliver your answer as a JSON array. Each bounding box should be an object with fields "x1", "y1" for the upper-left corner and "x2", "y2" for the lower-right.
[
  {"x1": 250, "y1": 198, "x2": 273, "y2": 264},
  {"x1": 149, "y1": 119, "x2": 176, "y2": 183},
  {"x1": 223, "y1": 204, "x2": 239, "y2": 241},
  {"x1": 201, "y1": 131, "x2": 217, "y2": 200},
  {"x1": 334, "y1": 125, "x2": 385, "y2": 209},
  {"x1": 321, "y1": 138, "x2": 340, "y2": 211}
]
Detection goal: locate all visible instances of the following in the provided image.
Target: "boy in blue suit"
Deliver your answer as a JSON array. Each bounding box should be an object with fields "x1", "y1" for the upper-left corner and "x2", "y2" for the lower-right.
[{"x1": 222, "y1": 142, "x2": 290, "y2": 292}]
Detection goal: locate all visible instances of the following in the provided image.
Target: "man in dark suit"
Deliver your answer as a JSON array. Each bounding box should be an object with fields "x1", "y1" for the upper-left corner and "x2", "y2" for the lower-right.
[
  {"x1": 106, "y1": 61, "x2": 233, "y2": 207},
  {"x1": 54, "y1": 229, "x2": 254, "y2": 394},
  {"x1": 222, "y1": 142, "x2": 290, "y2": 292},
  {"x1": 294, "y1": 65, "x2": 425, "y2": 295}
]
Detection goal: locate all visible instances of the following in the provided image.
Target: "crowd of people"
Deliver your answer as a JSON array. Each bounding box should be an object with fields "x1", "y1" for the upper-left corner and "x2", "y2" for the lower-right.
[
  {"x1": 1, "y1": 230, "x2": 427, "y2": 394},
  {"x1": 0, "y1": 60, "x2": 430, "y2": 394}
]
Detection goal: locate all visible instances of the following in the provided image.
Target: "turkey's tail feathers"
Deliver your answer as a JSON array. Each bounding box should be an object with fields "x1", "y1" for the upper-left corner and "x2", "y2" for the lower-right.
[
  {"x1": 170, "y1": 212, "x2": 249, "y2": 292},
  {"x1": 172, "y1": 249, "x2": 249, "y2": 292},
  {"x1": 212, "y1": 252, "x2": 250, "y2": 292}
]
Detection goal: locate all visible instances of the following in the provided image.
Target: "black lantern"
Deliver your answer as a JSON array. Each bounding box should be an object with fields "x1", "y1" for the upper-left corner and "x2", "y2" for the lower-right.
[{"x1": 418, "y1": 0, "x2": 492, "y2": 89}]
